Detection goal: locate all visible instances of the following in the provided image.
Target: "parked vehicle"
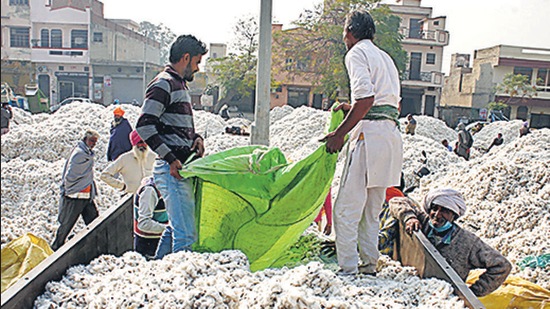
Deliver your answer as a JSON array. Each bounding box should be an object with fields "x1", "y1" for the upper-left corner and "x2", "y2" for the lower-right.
[{"x1": 50, "y1": 97, "x2": 94, "y2": 113}]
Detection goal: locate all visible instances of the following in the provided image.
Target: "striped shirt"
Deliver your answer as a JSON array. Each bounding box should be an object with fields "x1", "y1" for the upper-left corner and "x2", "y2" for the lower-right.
[{"x1": 136, "y1": 65, "x2": 200, "y2": 164}]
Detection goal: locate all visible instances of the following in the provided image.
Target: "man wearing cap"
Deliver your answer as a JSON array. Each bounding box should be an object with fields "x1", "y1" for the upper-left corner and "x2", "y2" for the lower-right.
[
  {"x1": 389, "y1": 188, "x2": 512, "y2": 297},
  {"x1": 107, "y1": 106, "x2": 132, "y2": 161},
  {"x1": 101, "y1": 130, "x2": 156, "y2": 194}
]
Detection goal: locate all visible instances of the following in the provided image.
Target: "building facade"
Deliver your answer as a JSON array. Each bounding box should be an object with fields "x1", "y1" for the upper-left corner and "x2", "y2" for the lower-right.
[
  {"x1": 441, "y1": 45, "x2": 550, "y2": 128},
  {"x1": 1, "y1": 0, "x2": 162, "y2": 108},
  {"x1": 385, "y1": 0, "x2": 449, "y2": 117}
]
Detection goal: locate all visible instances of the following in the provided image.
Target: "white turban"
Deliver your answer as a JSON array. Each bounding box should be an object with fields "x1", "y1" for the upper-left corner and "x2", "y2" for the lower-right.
[{"x1": 423, "y1": 188, "x2": 467, "y2": 217}]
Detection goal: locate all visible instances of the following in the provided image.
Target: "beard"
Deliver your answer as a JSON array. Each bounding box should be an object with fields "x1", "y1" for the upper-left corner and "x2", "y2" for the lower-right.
[
  {"x1": 133, "y1": 146, "x2": 148, "y2": 161},
  {"x1": 182, "y1": 63, "x2": 196, "y2": 82}
]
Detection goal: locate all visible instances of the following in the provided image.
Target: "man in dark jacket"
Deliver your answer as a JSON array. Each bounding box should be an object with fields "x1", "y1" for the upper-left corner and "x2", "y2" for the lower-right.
[
  {"x1": 487, "y1": 133, "x2": 504, "y2": 152},
  {"x1": 107, "y1": 106, "x2": 132, "y2": 161},
  {"x1": 1, "y1": 102, "x2": 13, "y2": 135},
  {"x1": 51, "y1": 129, "x2": 100, "y2": 250},
  {"x1": 389, "y1": 188, "x2": 512, "y2": 297}
]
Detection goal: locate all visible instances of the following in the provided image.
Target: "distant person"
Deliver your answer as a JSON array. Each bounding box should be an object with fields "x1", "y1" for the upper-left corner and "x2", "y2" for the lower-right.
[
  {"x1": 486, "y1": 133, "x2": 504, "y2": 152},
  {"x1": 321, "y1": 10, "x2": 403, "y2": 276},
  {"x1": 219, "y1": 104, "x2": 230, "y2": 120},
  {"x1": 441, "y1": 139, "x2": 452, "y2": 152},
  {"x1": 224, "y1": 126, "x2": 250, "y2": 136},
  {"x1": 107, "y1": 106, "x2": 133, "y2": 161},
  {"x1": 456, "y1": 123, "x2": 473, "y2": 160},
  {"x1": 471, "y1": 122, "x2": 483, "y2": 135},
  {"x1": 1, "y1": 102, "x2": 13, "y2": 135},
  {"x1": 314, "y1": 189, "x2": 333, "y2": 236},
  {"x1": 101, "y1": 130, "x2": 156, "y2": 194},
  {"x1": 519, "y1": 122, "x2": 531, "y2": 137},
  {"x1": 136, "y1": 34, "x2": 208, "y2": 258},
  {"x1": 133, "y1": 177, "x2": 168, "y2": 259},
  {"x1": 51, "y1": 129, "x2": 100, "y2": 251},
  {"x1": 389, "y1": 188, "x2": 512, "y2": 297},
  {"x1": 405, "y1": 114, "x2": 417, "y2": 135}
]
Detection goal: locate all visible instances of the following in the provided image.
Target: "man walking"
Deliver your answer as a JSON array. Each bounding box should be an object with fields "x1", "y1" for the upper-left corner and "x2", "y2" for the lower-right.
[
  {"x1": 51, "y1": 129, "x2": 100, "y2": 250},
  {"x1": 321, "y1": 10, "x2": 403, "y2": 276},
  {"x1": 107, "y1": 106, "x2": 132, "y2": 161},
  {"x1": 136, "y1": 35, "x2": 207, "y2": 258}
]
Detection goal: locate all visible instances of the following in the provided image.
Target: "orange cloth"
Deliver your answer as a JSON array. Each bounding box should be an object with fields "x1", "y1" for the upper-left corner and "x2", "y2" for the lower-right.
[
  {"x1": 385, "y1": 186, "x2": 404, "y2": 203},
  {"x1": 80, "y1": 185, "x2": 91, "y2": 193},
  {"x1": 113, "y1": 106, "x2": 125, "y2": 116}
]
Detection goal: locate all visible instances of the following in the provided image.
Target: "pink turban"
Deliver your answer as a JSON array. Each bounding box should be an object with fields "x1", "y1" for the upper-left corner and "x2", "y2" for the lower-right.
[{"x1": 129, "y1": 130, "x2": 143, "y2": 146}]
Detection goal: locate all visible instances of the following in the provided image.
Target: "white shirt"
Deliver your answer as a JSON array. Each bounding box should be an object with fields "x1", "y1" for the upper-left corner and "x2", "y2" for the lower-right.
[
  {"x1": 100, "y1": 148, "x2": 156, "y2": 194},
  {"x1": 345, "y1": 39, "x2": 401, "y2": 107}
]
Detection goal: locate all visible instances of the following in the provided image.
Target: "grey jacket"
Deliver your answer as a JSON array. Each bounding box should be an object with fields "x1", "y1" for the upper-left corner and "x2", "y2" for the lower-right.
[
  {"x1": 389, "y1": 197, "x2": 512, "y2": 297},
  {"x1": 61, "y1": 140, "x2": 97, "y2": 199}
]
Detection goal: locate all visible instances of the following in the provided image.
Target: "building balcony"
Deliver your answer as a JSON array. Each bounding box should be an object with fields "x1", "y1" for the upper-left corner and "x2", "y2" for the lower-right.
[
  {"x1": 31, "y1": 46, "x2": 89, "y2": 64},
  {"x1": 402, "y1": 71, "x2": 444, "y2": 88},
  {"x1": 399, "y1": 28, "x2": 449, "y2": 46}
]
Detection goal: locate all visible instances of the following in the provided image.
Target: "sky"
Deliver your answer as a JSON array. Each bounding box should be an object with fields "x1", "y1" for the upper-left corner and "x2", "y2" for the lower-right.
[{"x1": 101, "y1": 0, "x2": 550, "y2": 74}]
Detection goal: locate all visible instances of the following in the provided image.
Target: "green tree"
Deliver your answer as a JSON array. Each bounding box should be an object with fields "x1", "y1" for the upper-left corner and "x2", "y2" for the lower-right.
[
  {"x1": 273, "y1": 0, "x2": 407, "y2": 100},
  {"x1": 138, "y1": 21, "x2": 177, "y2": 65},
  {"x1": 208, "y1": 16, "x2": 259, "y2": 110},
  {"x1": 488, "y1": 73, "x2": 540, "y2": 110}
]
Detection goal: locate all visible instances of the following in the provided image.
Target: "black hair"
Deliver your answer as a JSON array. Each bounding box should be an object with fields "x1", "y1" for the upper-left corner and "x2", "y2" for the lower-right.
[
  {"x1": 344, "y1": 10, "x2": 376, "y2": 41},
  {"x1": 169, "y1": 35, "x2": 208, "y2": 64}
]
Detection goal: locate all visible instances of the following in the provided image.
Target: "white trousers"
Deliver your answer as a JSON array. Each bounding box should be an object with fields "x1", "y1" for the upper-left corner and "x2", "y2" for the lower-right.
[{"x1": 334, "y1": 138, "x2": 386, "y2": 273}]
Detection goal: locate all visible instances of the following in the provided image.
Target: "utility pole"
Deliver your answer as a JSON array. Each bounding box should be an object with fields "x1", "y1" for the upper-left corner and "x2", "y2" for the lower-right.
[
  {"x1": 142, "y1": 32, "x2": 148, "y2": 99},
  {"x1": 251, "y1": 0, "x2": 272, "y2": 146}
]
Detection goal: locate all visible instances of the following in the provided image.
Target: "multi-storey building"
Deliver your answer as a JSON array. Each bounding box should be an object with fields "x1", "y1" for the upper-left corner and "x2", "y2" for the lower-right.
[
  {"x1": 1, "y1": 0, "x2": 162, "y2": 108},
  {"x1": 441, "y1": 45, "x2": 550, "y2": 128},
  {"x1": 385, "y1": 0, "x2": 449, "y2": 117}
]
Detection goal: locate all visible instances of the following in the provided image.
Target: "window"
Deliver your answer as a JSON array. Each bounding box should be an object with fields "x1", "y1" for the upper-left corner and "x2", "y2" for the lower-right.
[
  {"x1": 10, "y1": 27, "x2": 30, "y2": 48},
  {"x1": 51, "y1": 29, "x2": 62, "y2": 48},
  {"x1": 40, "y1": 29, "x2": 49, "y2": 47},
  {"x1": 93, "y1": 32, "x2": 103, "y2": 43},
  {"x1": 409, "y1": 18, "x2": 422, "y2": 39},
  {"x1": 433, "y1": 20, "x2": 440, "y2": 26},
  {"x1": 513, "y1": 67, "x2": 533, "y2": 81},
  {"x1": 426, "y1": 53, "x2": 436, "y2": 65},
  {"x1": 536, "y1": 69, "x2": 549, "y2": 92},
  {"x1": 285, "y1": 58, "x2": 293, "y2": 70},
  {"x1": 9, "y1": 0, "x2": 28, "y2": 5},
  {"x1": 71, "y1": 30, "x2": 88, "y2": 48}
]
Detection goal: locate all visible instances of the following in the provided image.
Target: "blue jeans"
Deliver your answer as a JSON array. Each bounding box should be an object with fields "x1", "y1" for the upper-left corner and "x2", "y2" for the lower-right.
[{"x1": 153, "y1": 160, "x2": 196, "y2": 258}]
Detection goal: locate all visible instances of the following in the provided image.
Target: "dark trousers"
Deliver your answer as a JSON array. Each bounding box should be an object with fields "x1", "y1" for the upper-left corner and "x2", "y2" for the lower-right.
[
  {"x1": 51, "y1": 197, "x2": 98, "y2": 251},
  {"x1": 134, "y1": 235, "x2": 160, "y2": 259}
]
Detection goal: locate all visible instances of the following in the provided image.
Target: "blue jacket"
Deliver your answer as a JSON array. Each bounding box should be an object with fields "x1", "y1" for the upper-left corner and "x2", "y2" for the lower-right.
[{"x1": 107, "y1": 117, "x2": 132, "y2": 161}]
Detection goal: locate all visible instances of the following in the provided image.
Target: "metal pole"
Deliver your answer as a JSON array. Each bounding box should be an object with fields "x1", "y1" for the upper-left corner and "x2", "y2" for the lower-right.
[
  {"x1": 251, "y1": 0, "x2": 272, "y2": 146},
  {"x1": 142, "y1": 33, "x2": 147, "y2": 99}
]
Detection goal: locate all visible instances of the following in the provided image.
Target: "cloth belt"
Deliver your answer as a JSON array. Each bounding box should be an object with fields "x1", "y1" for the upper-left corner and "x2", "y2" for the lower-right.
[{"x1": 362, "y1": 105, "x2": 400, "y2": 128}]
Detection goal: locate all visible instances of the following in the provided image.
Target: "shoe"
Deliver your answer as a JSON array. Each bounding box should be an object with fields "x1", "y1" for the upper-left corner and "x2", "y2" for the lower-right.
[
  {"x1": 358, "y1": 264, "x2": 376, "y2": 276},
  {"x1": 336, "y1": 269, "x2": 357, "y2": 276}
]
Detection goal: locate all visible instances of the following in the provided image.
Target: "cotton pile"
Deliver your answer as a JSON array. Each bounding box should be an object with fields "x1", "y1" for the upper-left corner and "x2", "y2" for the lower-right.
[{"x1": 1, "y1": 103, "x2": 548, "y2": 307}]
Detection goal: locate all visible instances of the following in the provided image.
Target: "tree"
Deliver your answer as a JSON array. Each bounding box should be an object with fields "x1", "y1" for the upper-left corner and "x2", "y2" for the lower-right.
[
  {"x1": 272, "y1": 0, "x2": 407, "y2": 100},
  {"x1": 138, "y1": 21, "x2": 177, "y2": 65},
  {"x1": 208, "y1": 16, "x2": 259, "y2": 111},
  {"x1": 488, "y1": 73, "x2": 540, "y2": 110}
]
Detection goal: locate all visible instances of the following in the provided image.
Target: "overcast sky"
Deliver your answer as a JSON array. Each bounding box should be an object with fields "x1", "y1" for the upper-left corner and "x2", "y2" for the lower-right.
[{"x1": 101, "y1": 0, "x2": 550, "y2": 73}]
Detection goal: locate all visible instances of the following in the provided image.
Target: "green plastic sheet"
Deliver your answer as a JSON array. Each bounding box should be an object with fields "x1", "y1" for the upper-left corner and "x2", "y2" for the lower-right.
[{"x1": 180, "y1": 107, "x2": 344, "y2": 271}]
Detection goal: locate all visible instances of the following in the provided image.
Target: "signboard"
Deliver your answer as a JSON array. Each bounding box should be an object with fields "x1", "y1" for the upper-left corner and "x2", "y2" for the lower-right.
[
  {"x1": 104, "y1": 76, "x2": 112, "y2": 87},
  {"x1": 479, "y1": 108, "x2": 488, "y2": 120}
]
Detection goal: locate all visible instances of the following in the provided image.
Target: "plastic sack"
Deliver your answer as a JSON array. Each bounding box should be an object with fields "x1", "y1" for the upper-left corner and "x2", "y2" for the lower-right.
[
  {"x1": 517, "y1": 254, "x2": 550, "y2": 270},
  {"x1": 1, "y1": 233, "x2": 54, "y2": 293},
  {"x1": 180, "y1": 106, "x2": 344, "y2": 271},
  {"x1": 467, "y1": 269, "x2": 550, "y2": 309}
]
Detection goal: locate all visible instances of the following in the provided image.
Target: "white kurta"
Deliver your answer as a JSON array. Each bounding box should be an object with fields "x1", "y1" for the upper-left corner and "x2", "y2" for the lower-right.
[{"x1": 334, "y1": 39, "x2": 403, "y2": 274}]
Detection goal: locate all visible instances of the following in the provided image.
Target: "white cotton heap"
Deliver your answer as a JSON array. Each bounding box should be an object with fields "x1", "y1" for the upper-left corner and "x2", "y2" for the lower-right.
[{"x1": 1, "y1": 103, "x2": 549, "y2": 306}]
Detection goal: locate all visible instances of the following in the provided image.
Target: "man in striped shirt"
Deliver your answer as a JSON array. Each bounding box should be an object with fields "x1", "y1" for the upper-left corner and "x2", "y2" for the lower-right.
[{"x1": 136, "y1": 35, "x2": 208, "y2": 258}]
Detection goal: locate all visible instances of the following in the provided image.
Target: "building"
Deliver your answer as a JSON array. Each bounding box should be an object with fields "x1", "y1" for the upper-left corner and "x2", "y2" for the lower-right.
[
  {"x1": 441, "y1": 45, "x2": 550, "y2": 128},
  {"x1": 1, "y1": 0, "x2": 162, "y2": 108},
  {"x1": 385, "y1": 0, "x2": 449, "y2": 117}
]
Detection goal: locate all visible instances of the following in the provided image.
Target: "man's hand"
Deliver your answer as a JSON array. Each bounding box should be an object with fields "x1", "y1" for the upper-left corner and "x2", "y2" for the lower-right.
[
  {"x1": 319, "y1": 131, "x2": 345, "y2": 154},
  {"x1": 169, "y1": 159, "x2": 183, "y2": 180},
  {"x1": 333, "y1": 102, "x2": 351, "y2": 113},
  {"x1": 323, "y1": 224, "x2": 332, "y2": 236},
  {"x1": 405, "y1": 217, "x2": 421, "y2": 234},
  {"x1": 191, "y1": 137, "x2": 205, "y2": 157}
]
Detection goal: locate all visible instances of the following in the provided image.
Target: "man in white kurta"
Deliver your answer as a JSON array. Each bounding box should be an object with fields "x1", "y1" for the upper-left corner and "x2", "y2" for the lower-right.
[{"x1": 322, "y1": 10, "x2": 403, "y2": 275}]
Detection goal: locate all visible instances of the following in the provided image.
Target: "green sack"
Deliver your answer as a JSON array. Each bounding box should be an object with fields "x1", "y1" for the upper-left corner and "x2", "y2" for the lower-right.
[{"x1": 181, "y1": 106, "x2": 344, "y2": 271}]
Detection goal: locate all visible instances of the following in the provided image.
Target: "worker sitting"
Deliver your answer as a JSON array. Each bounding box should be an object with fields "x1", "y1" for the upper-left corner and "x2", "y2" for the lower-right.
[{"x1": 389, "y1": 188, "x2": 512, "y2": 297}]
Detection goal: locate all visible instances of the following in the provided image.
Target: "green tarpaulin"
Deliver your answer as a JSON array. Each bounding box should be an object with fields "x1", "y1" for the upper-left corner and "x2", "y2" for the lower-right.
[{"x1": 180, "y1": 107, "x2": 344, "y2": 271}]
